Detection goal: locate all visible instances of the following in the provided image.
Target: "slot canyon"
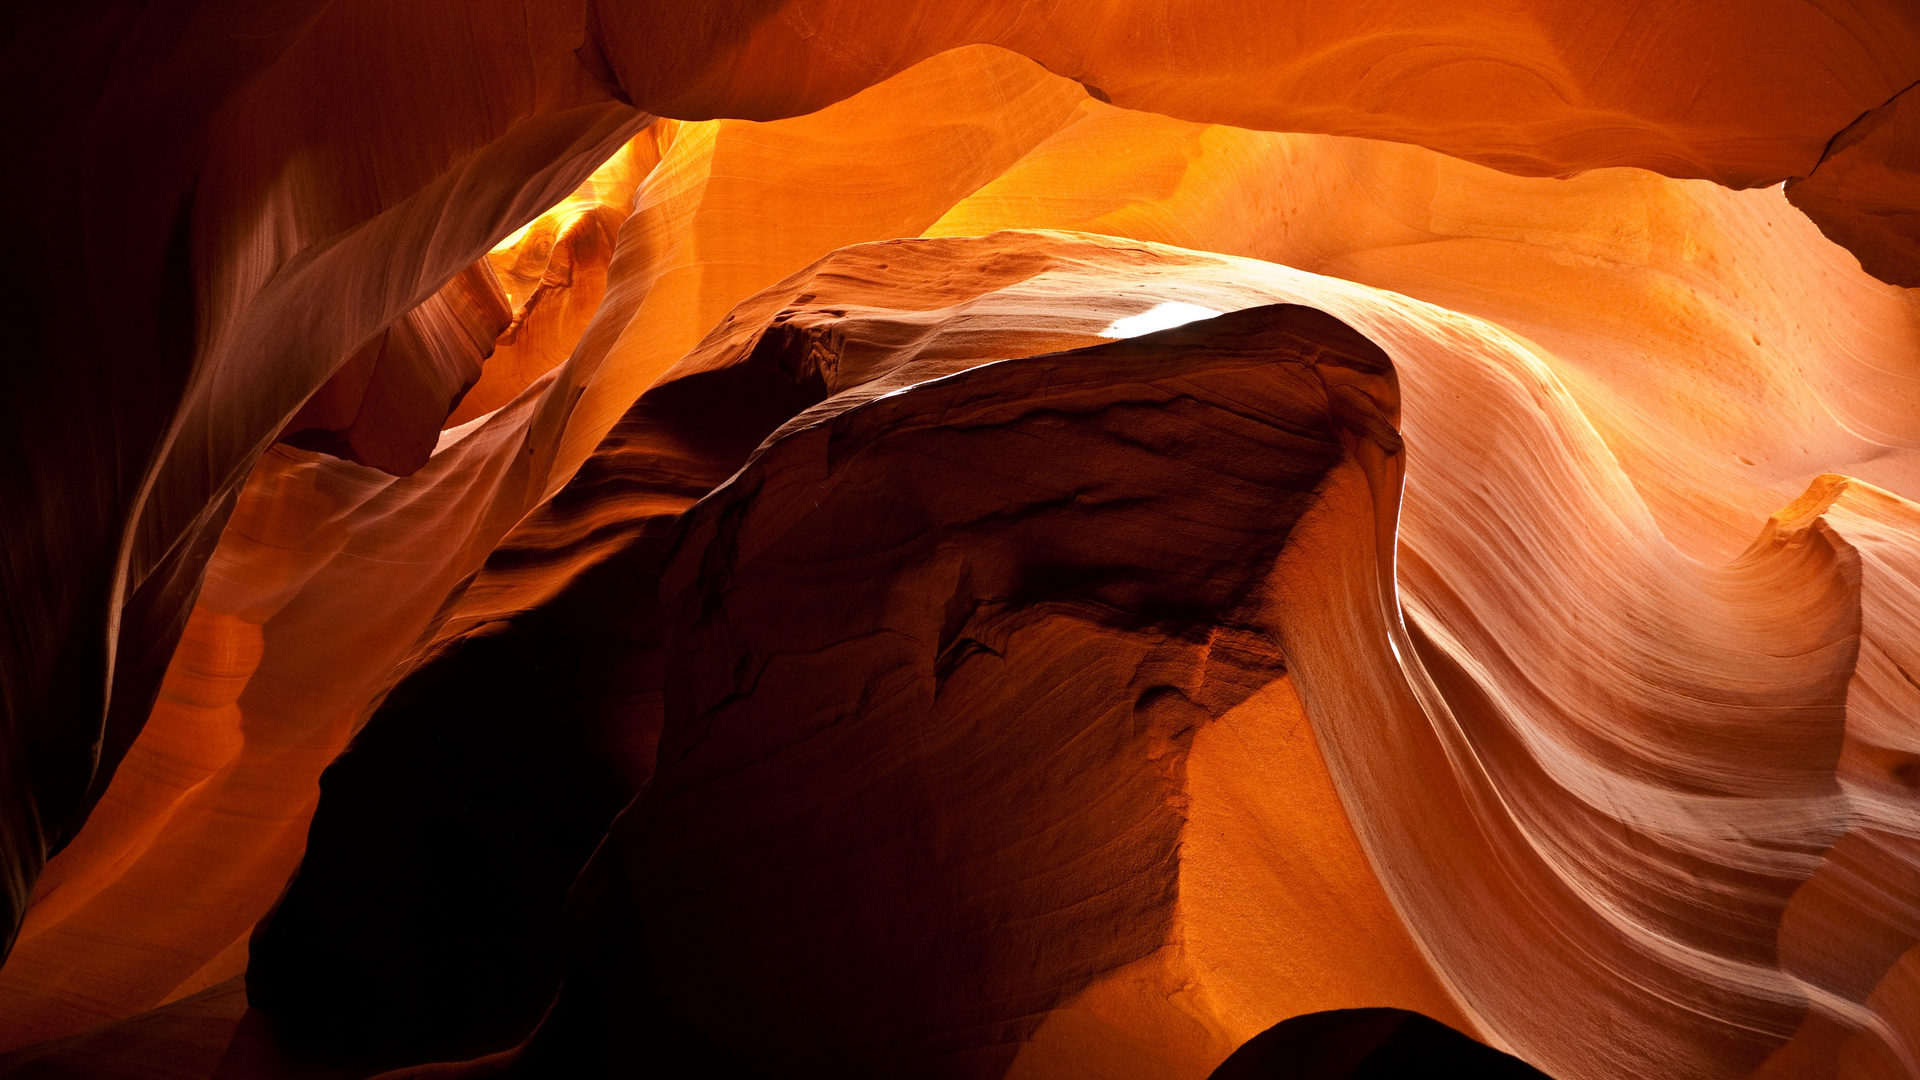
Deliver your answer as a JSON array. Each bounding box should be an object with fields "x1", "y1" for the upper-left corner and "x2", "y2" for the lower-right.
[{"x1": 3, "y1": 3, "x2": 1920, "y2": 1077}]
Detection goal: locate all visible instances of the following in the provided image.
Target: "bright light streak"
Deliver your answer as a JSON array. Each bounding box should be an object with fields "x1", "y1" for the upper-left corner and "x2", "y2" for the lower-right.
[
  {"x1": 1100, "y1": 301, "x2": 1223, "y2": 338},
  {"x1": 491, "y1": 221, "x2": 534, "y2": 254}
]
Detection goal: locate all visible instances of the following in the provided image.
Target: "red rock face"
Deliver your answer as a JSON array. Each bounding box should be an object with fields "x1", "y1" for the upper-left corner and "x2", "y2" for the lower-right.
[
  {"x1": 280, "y1": 262, "x2": 514, "y2": 475},
  {"x1": 3, "y1": 10, "x2": 1920, "y2": 1080},
  {"x1": 1788, "y1": 82, "x2": 1920, "y2": 288}
]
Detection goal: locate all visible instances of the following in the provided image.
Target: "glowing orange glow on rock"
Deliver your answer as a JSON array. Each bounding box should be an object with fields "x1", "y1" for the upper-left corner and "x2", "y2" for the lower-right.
[{"x1": 2, "y1": 8, "x2": 1919, "y2": 1079}]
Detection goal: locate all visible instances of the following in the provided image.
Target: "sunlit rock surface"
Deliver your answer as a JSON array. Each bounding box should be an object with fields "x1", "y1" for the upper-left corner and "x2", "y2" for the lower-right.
[{"x1": 3, "y1": 8, "x2": 1920, "y2": 1080}]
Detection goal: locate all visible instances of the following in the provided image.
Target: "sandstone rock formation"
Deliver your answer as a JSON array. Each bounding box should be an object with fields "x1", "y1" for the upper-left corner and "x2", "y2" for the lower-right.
[
  {"x1": 3, "y1": 8, "x2": 1920, "y2": 1080},
  {"x1": 1787, "y1": 81, "x2": 1920, "y2": 288},
  {"x1": 410, "y1": 232, "x2": 1910, "y2": 1080},
  {"x1": 278, "y1": 261, "x2": 514, "y2": 476}
]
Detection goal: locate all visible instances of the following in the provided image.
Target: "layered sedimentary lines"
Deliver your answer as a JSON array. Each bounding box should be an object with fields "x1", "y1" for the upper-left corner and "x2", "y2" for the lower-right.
[
  {"x1": 610, "y1": 306, "x2": 1378, "y2": 1075},
  {"x1": 28, "y1": 230, "x2": 1894, "y2": 1078},
  {"x1": 3, "y1": 17, "x2": 1920, "y2": 1080}
]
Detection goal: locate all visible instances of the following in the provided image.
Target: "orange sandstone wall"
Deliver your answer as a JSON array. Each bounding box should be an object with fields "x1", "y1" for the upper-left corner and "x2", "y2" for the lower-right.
[
  {"x1": 7, "y1": 2, "x2": 1919, "y2": 971},
  {"x1": 1, "y1": 10, "x2": 1919, "y2": 1080}
]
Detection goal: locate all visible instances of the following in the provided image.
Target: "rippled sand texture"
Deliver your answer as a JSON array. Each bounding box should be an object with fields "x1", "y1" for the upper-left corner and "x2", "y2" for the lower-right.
[{"x1": 2, "y1": 9, "x2": 1919, "y2": 1080}]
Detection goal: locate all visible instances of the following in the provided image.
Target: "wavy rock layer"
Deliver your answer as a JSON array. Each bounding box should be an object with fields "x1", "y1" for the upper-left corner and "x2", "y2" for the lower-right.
[
  {"x1": 2, "y1": 17, "x2": 1919, "y2": 1080},
  {"x1": 560, "y1": 302, "x2": 1395, "y2": 1077},
  {"x1": 503, "y1": 235, "x2": 1916, "y2": 1080},
  {"x1": 1788, "y1": 81, "x2": 1920, "y2": 289},
  {"x1": 280, "y1": 261, "x2": 514, "y2": 475},
  {"x1": 0, "y1": 0, "x2": 649, "y2": 972},
  {"x1": 7, "y1": 0, "x2": 1920, "y2": 986},
  {"x1": 0, "y1": 48, "x2": 1099, "y2": 1048},
  {"x1": 214, "y1": 232, "x2": 1913, "y2": 1080},
  {"x1": 246, "y1": 309, "x2": 843, "y2": 1067}
]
